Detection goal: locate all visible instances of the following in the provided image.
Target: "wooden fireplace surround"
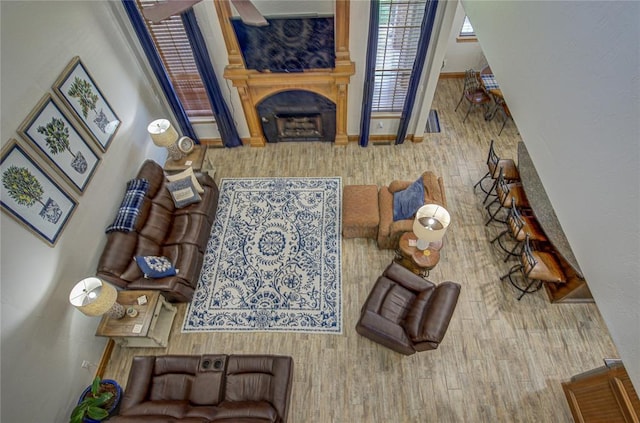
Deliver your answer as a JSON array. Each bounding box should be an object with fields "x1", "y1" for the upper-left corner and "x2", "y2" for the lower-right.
[{"x1": 213, "y1": 0, "x2": 355, "y2": 147}]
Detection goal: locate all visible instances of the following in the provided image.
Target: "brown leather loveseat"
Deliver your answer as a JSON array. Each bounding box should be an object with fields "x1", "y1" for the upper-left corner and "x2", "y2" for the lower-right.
[
  {"x1": 109, "y1": 354, "x2": 294, "y2": 423},
  {"x1": 97, "y1": 160, "x2": 219, "y2": 302}
]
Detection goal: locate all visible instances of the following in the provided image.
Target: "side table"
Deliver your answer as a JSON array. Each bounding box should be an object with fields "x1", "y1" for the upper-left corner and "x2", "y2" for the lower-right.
[
  {"x1": 164, "y1": 145, "x2": 206, "y2": 173},
  {"x1": 95, "y1": 290, "x2": 176, "y2": 348},
  {"x1": 396, "y1": 232, "x2": 442, "y2": 277}
]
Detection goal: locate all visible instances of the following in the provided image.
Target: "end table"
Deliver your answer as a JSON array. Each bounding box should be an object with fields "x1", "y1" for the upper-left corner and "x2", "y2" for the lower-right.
[
  {"x1": 164, "y1": 145, "x2": 206, "y2": 172},
  {"x1": 95, "y1": 290, "x2": 176, "y2": 348},
  {"x1": 396, "y1": 232, "x2": 442, "y2": 277}
]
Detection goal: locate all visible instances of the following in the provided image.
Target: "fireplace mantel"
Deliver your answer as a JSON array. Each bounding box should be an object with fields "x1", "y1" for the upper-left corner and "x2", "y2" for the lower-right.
[{"x1": 214, "y1": 0, "x2": 355, "y2": 146}]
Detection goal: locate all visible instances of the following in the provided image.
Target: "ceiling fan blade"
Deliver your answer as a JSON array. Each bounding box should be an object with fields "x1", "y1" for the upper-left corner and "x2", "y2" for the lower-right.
[
  {"x1": 230, "y1": 0, "x2": 268, "y2": 27},
  {"x1": 142, "y1": 0, "x2": 202, "y2": 24}
]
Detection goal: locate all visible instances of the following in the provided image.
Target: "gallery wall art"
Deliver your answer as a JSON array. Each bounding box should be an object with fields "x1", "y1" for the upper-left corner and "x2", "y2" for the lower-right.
[
  {"x1": 1, "y1": 140, "x2": 77, "y2": 246},
  {"x1": 53, "y1": 56, "x2": 120, "y2": 152},
  {"x1": 18, "y1": 94, "x2": 100, "y2": 194}
]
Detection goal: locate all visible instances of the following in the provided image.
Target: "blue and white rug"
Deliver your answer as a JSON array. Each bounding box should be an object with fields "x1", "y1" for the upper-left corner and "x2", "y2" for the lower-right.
[{"x1": 183, "y1": 177, "x2": 342, "y2": 334}]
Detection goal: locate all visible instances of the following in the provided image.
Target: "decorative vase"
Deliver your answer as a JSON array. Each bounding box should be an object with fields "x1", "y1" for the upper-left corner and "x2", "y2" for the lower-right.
[
  {"x1": 71, "y1": 151, "x2": 88, "y2": 174},
  {"x1": 39, "y1": 198, "x2": 62, "y2": 223}
]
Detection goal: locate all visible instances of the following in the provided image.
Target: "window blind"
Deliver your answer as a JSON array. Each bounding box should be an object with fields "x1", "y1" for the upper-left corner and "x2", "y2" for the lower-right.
[
  {"x1": 136, "y1": 0, "x2": 213, "y2": 118},
  {"x1": 372, "y1": 0, "x2": 427, "y2": 112}
]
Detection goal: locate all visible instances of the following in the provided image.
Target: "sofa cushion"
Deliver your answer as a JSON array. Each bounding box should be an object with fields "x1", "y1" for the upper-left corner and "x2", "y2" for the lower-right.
[
  {"x1": 392, "y1": 176, "x2": 424, "y2": 221},
  {"x1": 139, "y1": 202, "x2": 173, "y2": 245},
  {"x1": 214, "y1": 401, "x2": 278, "y2": 423},
  {"x1": 134, "y1": 255, "x2": 177, "y2": 279},
  {"x1": 120, "y1": 401, "x2": 190, "y2": 419},
  {"x1": 165, "y1": 213, "x2": 212, "y2": 251},
  {"x1": 166, "y1": 167, "x2": 204, "y2": 194},
  {"x1": 167, "y1": 177, "x2": 201, "y2": 209}
]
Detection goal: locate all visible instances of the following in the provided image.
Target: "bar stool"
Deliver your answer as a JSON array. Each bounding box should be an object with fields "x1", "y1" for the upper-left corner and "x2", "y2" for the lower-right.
[
  {"x1": 473, "y1": 140, "x2": 520, "y2": 205},
  {"x1": 485, "y1": 168, "x2": 529, "y2": 225},
  {"x1": 490, "y1": 198, "x2": 547, "y2": 262},
  {"x1": 500, "y1": 234, "x2": 566, "y2": 300}
]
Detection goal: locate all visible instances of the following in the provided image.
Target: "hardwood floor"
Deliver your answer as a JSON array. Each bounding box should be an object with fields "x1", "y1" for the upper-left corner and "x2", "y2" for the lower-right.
[{"x1": 102, "y1": 79, "x2": 618, "y2": 422}]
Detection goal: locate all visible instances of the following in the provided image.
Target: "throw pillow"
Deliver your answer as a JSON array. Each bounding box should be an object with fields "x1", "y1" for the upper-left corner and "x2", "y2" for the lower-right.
[
  {"x1": 106, "y1": 178, "x2": 150, "y2": 233},
  {"x1": 134, "y1": 255, "x2": 177, "y2": 278},
  {"x1": 392, "y1": 177, "x2": 425, "y2": 221},
  {"x1": 165, "y1": 166, "x2": 204, "y2": 194},
  {"x1": 166, "y1": 176, "x2": 201, "y2": 208}
]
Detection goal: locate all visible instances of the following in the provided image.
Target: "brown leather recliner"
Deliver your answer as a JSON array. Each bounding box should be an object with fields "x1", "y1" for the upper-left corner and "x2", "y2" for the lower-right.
[
  {"x1": 110, "y1": 354, "x2": 294, "y2": 423},
  {"x1": 97, "y1": 160, "x2": 219, "y2": 302},
  {"x1": 377, "y1": 171, "x2": 447, "y2": 249},
  {"x1": 356, "y1": 262, "x2": 461, "y2": 355}
]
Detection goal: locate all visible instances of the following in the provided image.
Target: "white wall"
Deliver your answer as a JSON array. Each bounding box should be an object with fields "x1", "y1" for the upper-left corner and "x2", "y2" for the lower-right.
[
  {"x1": 0, "y1": 2, "x2": 168, "y2": 422},
  {"x1": 441, "y1": 1, "x2": 486, "y2": 73},
  {"x1": 464, "y1": 0, "x2": 640, "y2": 389}
]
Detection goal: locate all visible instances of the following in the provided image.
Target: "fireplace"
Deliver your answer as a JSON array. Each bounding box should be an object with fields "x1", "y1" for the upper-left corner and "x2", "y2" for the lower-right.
[
  {"x1": 214, "y1": 0, "x2": 354, "y2": 146},
  {"x1": 258, "y1": 90, "x2": 336, "y2": 143}
]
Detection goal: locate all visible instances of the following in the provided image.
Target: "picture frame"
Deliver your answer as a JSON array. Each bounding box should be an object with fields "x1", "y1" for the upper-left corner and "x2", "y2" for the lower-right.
[
  {"x1": 52, "y1": 56, "x2": 120, "y2": 152},
  {"x1": 1, "y1": 140, "x2": 77, "y2": 247},
  {"x1": 18, "y1": 94, "x2": 101, "y2": 194}
]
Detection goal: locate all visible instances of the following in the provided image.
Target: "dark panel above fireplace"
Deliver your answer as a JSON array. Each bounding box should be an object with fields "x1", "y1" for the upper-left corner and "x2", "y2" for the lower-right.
[{"x1": 231, "y1": 16, "x2": 335, "y2": 72}]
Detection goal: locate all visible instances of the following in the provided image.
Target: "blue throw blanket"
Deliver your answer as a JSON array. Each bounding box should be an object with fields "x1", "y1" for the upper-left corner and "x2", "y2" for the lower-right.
[{"x1": 105, "y1": 178, "x2": 149, "y2": 233}]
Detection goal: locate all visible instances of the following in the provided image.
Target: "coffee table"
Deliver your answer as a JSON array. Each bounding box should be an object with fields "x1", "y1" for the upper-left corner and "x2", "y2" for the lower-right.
[
  {"x1": 95, "y1": 290, "x2": 176, "y2": 348},
  {"x1": 396, "y1": 232, "x2": 442, "y2": 277}
]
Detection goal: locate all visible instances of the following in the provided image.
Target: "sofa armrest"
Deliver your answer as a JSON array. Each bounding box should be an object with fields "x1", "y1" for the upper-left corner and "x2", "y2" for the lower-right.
[
  {"x1": 388, "y1": 180, "x2": 412, "y2": 194},
  {"x1": 119, "y1": 356, "x2": 156, "y2": 414},
  {"x1": 437, "y1": 176, "x2": 447, "y2": 208},
  {"x1": 356, "y1": 310, "x2": 415, "y2": 355}
]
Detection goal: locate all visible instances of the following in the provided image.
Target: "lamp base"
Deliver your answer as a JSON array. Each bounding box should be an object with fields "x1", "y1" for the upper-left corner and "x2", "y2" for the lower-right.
[
  {"x1": 416, "y1": 239, "x2": 431, "y2": 251},
  {"x1": 106, "y1": 302, "x2": 125, "y2": 319},
  {"x1": 166, "y1": 144, "x2": 185, "y2": 161}
]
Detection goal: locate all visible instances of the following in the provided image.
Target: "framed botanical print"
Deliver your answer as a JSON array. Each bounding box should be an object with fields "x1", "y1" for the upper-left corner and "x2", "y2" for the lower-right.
[
  {"x1": 18, "y1": 94, "x2": 100, "y2": 194},
  {"x1": 1, "y1": 140, "x2": 77, "y2": 246},
  {"x1": 53, "y1": 56, "x2": 120, "y2": 152}
]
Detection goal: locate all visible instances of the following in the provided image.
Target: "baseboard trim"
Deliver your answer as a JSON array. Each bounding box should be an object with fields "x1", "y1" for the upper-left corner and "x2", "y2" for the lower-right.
[
  {"x1": 96, "y1": 339, "x2": 115, "y2": 379},
  {"x1": 439, "y1": 72, "x2": 465, "y2": 79}
]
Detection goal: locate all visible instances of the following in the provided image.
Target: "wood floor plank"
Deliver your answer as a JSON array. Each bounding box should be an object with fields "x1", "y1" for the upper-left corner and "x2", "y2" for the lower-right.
[{"x1": 101, "y1": 79, "x2": 618, "y2": 422}]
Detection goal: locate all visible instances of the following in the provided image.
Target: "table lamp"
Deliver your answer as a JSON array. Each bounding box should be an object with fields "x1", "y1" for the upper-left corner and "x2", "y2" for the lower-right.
[
  {"x1": 147, "y1": 118, "x2": 183, "y2": 161},
  {"x1": 69, "y1": 277, "x2": 125, "y2": 319},
  {"x1": 413, "y1": 204, "x2": 450, "y2": 250}
]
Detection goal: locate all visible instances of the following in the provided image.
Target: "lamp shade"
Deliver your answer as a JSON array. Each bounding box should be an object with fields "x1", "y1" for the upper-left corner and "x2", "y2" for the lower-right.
[
  {"x1": 69, "y1": 277, "x2": 118, "y2": 317},
  {"x1": 413, "y1": 204, "x2": 450, "y2": 245},
  {"x1": 147, "y1": 119, "x2": 179, "y2": 147}
]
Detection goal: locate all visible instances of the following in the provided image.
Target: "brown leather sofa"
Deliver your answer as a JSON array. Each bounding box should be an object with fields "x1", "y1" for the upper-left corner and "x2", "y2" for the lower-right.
[
  {"x1": 97, "y1": 160, "x2": 218, "y2": 302},
  {"x1": 109, "y1": 354, "x2": 294, "y2": 423},
  {"x1": 356, "y1": 262, "x2": 460, "y2": 355},
  {"x1": 377, "y1": 171, "x2": 447, "y2": 249}
]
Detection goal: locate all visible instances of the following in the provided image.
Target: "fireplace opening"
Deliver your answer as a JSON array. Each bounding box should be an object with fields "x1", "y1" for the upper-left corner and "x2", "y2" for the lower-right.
[
  {"x1": 257, "y1": 90, "x2": 336, "y2": 143},
  {"x1": 276, "y1": 113, "x2": 323, "y2": 141}
]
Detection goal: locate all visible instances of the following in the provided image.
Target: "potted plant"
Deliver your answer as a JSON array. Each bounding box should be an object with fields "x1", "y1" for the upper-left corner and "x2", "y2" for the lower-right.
[{"x1": 70, "y1": 376, "x2": 122, "y2": 423}]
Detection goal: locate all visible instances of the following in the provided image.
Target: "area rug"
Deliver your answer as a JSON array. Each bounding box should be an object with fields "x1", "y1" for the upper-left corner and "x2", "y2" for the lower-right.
[
  {"x1": 426, "y1": 109, "x2": 441, "y2": 133},
  {"x1": 183, "y1": 177, "x2": 342, "y2": 334}
]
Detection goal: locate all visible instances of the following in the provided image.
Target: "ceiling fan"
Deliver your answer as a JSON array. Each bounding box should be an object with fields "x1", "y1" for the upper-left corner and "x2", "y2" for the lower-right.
[{"x1": 142, "y1": 0, "x2": 268, "y2": 26}]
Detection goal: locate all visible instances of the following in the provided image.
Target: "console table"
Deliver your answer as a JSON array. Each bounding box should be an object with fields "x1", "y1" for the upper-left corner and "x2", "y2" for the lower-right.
[
  {"x1": 518, "y1": 142, "x2": 593, "y2": 303},
  {"x1": 95, "y1": 290, "x2": 176, "y2": 348}
]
